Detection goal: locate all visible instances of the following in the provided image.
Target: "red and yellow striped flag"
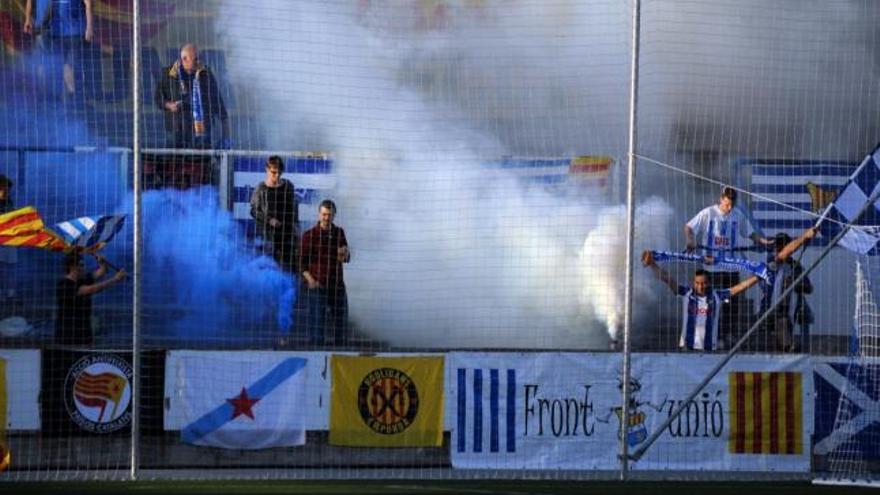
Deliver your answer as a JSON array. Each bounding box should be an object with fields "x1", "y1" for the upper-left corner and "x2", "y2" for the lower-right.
[
  {"x1": 0, "y1": 358, "x2": 10, "y2": 472},
  {"x1": 0, "y1": 207, "x2": 67, "y2": 251},
  {"x1": 569, "y1": 155, "x2": 613, "y2": 188},
  {"x1": 728, "y1": 371, "x2": 803, "y2": 455}
]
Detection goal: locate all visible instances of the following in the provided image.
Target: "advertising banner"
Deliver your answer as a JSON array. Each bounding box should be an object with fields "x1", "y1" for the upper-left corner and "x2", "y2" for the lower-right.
[{"x1": 449, "y1": 352, "x2": 812, "y2": 472}]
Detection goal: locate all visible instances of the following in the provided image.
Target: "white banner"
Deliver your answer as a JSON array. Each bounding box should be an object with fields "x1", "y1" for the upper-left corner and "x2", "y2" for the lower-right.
[
  {"x1": 165, "y1": 351, "x2": 334, "y2": 432},
  {"x1": 448, "y1": 352, "x2": 622, "y2": 470},
  {"x1": 448, "y1": 352, "x2": 812, "y2": 472},
  {"x1": 165, "y1": 351, "x2": 309, "y2": 449},
  {"x1": 629, "y1": 353, "x2": 812, "y2": 472},
  {"x1": 0, "y1": 349, "x2": 40, "y2": 430}
]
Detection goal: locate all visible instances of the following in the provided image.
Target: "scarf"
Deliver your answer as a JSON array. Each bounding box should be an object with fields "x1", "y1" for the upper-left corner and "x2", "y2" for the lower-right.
[
  {"x1": 172, "y1": 61, "x2": 206, "y2": 137},
  {"x1": 649, "y1": 250, "x2": 774, "y2": 284}
]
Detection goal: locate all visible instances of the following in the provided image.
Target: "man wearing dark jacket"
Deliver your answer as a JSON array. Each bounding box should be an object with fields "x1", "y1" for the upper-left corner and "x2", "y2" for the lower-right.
[
  {"x1": 250, "y1": 156, "x2": 299, "y2": 273},
  {"x1": 299, "y1": 199, "x2": 350, "y2": 345},
  {"x1": 155, "y1": 43, "x2": 230, "y2": 149}
]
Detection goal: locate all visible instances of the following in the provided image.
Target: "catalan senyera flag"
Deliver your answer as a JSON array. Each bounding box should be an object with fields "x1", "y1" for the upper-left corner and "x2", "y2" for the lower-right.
[
  {"x1": 728, "y1": 372, "x2": 803, "y2": 455},
  {"x1": 74, "y1": 371, "x2": 129, "y2": 423},
  {"x1": 330, "y1": 355, "x2": 444, "y2": 447},
  {"x1": 0, "y1": 207, "x2": 67, "y2": 251},
  {"x1": 0, "y1": 358, "x2": 10, "y2": 472},
  {"x1": 569, "y1": 155, "x2": 613, "y2": 188}
]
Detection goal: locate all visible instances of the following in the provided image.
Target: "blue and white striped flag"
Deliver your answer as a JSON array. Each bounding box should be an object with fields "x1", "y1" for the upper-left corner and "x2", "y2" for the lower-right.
[
  {"x1": 746, "y1": 159, "x2": 855, "y2": 246},
  {"x1": 818, "y1": 144, "x2": 880, "y2": 255},
  {"x1": 54, "y1": 215, "x2": 126, "y2": 248}
]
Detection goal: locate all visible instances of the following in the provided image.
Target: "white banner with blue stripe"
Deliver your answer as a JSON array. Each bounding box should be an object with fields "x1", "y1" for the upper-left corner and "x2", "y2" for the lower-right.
[{"x1": 168, "y1": 352, "x2": 308, "y2": 449}]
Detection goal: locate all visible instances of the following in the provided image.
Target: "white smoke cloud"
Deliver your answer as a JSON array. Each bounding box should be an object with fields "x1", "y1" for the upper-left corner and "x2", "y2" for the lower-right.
[{"x1": 216, "y1": 0, "x2": 674, "y2": 348}]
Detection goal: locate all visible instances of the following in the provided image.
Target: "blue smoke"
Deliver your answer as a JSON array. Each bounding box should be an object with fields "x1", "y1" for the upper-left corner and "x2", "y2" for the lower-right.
[{"x1": 131, "y1": 186, "x2": 295, "y2": 345}]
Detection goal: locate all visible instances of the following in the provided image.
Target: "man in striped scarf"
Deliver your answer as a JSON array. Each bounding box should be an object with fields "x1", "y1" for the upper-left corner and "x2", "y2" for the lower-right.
[{"x1": 155, "y1": 43, "x2": 230, "y2": 150}]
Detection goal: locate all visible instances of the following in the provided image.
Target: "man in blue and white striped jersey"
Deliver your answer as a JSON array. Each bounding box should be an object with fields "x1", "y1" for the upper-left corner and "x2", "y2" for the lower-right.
[{"x1": 642, "y1": 250, "x2": 760, "y2": 352}]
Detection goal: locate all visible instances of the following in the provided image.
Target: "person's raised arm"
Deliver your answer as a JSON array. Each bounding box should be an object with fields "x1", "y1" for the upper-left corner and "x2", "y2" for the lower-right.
[
  {"x1": 776, "y1": 226, "x2": 818, "y2": 262},
  {"x1": 77, "y1": 269, "x2": 126, "y2": 296},
  {"x1": 642, "y1": 250, "x2": 677, "y2": 293},
  {"x1": 90, "y1": 253, "x2": 108, "y2": 279}
]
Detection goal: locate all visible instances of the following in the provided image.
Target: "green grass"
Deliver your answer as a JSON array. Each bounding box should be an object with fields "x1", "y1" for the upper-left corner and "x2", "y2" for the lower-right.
[{"x1": 0, "y1": 480, "x2": 875, "y2": 495}]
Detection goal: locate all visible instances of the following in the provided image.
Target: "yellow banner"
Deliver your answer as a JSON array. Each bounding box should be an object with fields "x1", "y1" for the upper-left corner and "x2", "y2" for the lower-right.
[
  {"x1": 0, "y1": 358, "x2": 9, "y2": 471},
  {"x1": 330, "y1": 355, "x2": 444, "y2": 447}
]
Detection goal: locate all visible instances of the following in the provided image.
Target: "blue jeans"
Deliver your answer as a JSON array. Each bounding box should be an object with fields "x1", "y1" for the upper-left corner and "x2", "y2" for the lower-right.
[{"x1": 299, "y1": 285, "x2": 348, "y2": 345}]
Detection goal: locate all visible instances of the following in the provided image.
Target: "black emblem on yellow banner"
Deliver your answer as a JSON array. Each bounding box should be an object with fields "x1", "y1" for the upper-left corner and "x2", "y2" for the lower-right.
[{"x1": 357, "y1": 367, "x2": 419, "y2": 435}]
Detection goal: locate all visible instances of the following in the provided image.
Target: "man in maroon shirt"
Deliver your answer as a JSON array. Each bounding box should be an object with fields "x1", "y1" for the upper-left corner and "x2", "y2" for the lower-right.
[{"x1": 299, "y1": 199, "x2": 350, "y2": 345}]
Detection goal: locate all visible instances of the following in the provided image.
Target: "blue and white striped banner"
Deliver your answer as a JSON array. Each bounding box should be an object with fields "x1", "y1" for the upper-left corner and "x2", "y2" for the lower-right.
[
  {"x1": 232, "y1": 154, "x2": 335, "y2": 230},
  {"x1": 745, "y1": 159, "x2": 856, "y2": 247}
]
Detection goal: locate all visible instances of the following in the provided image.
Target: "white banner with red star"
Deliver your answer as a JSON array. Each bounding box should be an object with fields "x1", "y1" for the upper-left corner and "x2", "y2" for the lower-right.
[{"x1": 165, "y1": 351, "x2": 309, "y2": 449}]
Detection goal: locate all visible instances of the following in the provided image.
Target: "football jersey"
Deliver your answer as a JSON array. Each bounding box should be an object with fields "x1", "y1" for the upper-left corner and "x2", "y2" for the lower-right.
[
  {"x1": 677, "y1": 285, "x2": 731, "y2": 351},
  {"x1": 686, "y1": 205, "x2": 756, "y2": 271}
]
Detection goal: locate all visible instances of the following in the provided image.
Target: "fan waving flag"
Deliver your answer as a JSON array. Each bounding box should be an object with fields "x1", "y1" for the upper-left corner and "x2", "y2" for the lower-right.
[
  {"x1": 817, "y1": 143, "x2": 880, "y2": 255},
  {"x1": 54, "y1": 215, "x2": 126, "y2": 249},
  {"x1": 0, "y1": 207, "x2": 67, "y2": 251}
]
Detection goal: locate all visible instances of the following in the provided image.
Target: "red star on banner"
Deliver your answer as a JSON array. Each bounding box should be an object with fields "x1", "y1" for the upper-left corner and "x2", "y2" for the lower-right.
[{"x1": 227, "y1": 387, "x2": 260, "y2": 420}]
